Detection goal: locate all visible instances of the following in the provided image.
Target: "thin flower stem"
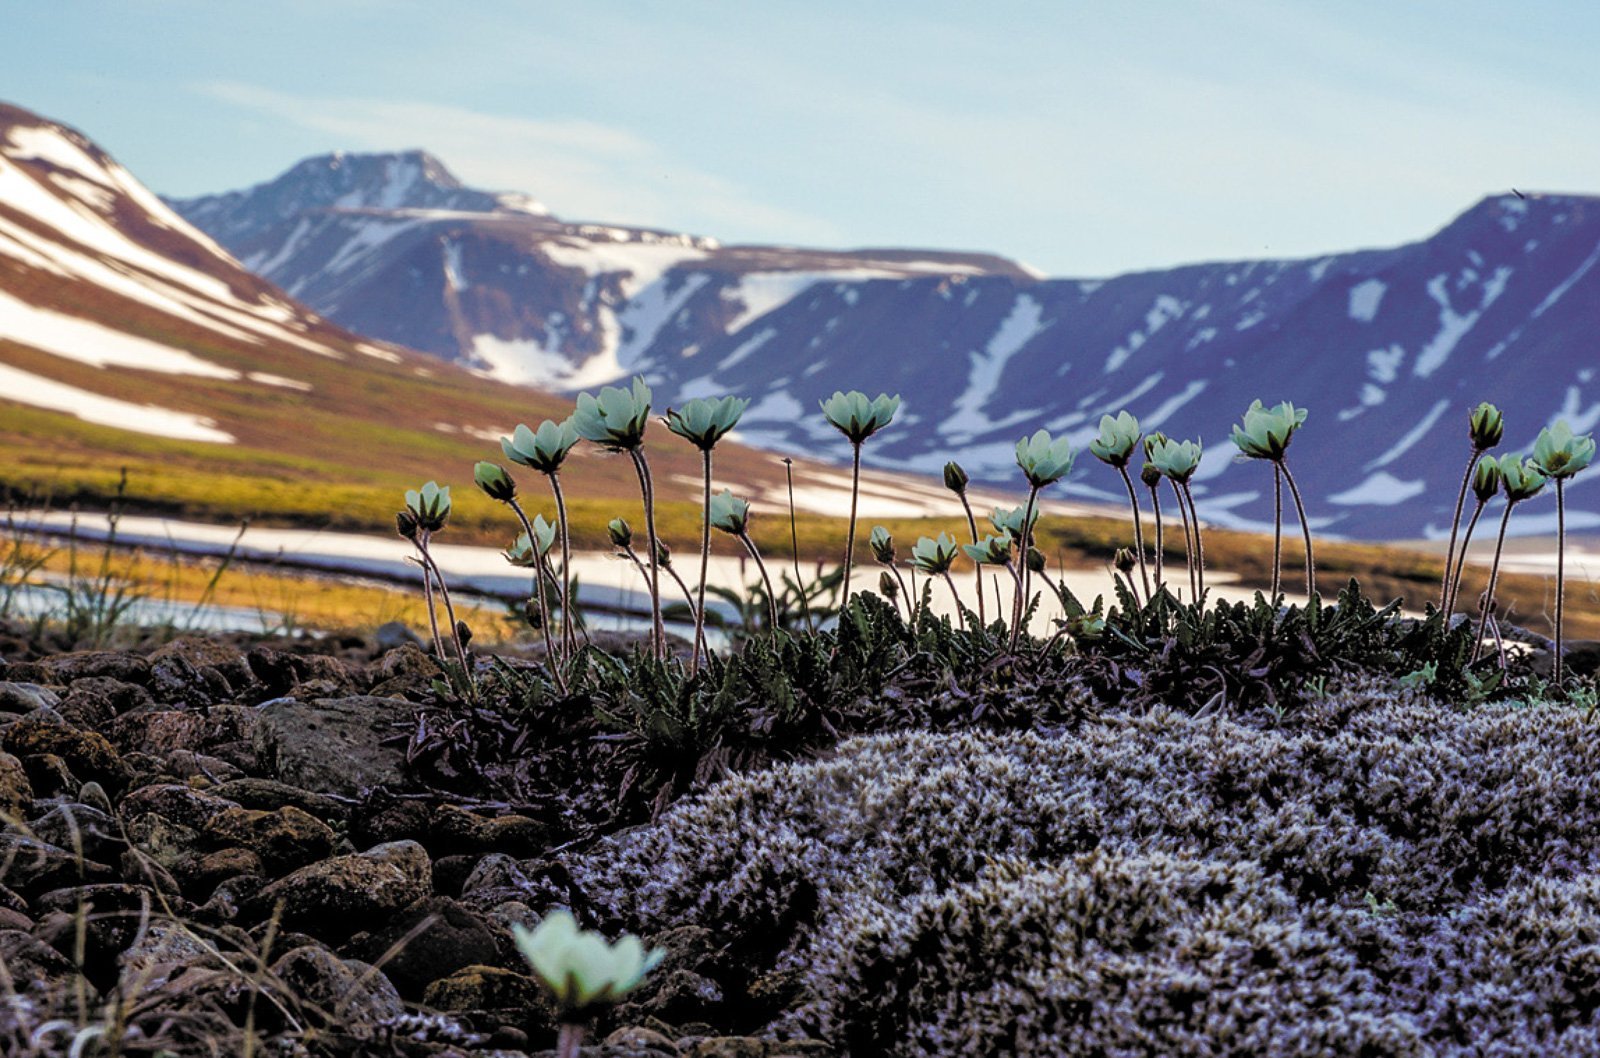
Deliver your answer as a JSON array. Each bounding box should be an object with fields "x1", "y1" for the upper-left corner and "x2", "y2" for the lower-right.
[
  {"x1": 1172, "y1": 479, "x2": 1197, "y2": 602},
  {"x1": 842, "y1": 442, "x2": 863, "y2": 610},
  {"x1": 1447, "y1": 499, "x2": 1488, "y2": 616},
  {"x1": 414, "y1": 545, "x2": 444, "y2": 660},
  {"x1": 557, "y1": 1023, "x2": 583, "y2": 1058},
  {"x1": 548, "y1": 472, "x2": 577, "y2": 660},
  {"x1": 416, "y1": 540, "x2": 469, "y2": 684},
  {"x1": 958, "y1": 493, "x2": 986, "y2": 625},
  {"x1": 662, "y1": 560, "x2": 702, "y2": 646},
  {"x1": 1280, "y1": 459, "x2": 1315, "y2": 600},
  {"x1": 1440, "y1": 450, "x2": 1483, "y2": 613},
  {"x1": 941, "y1": 571, "x2": 968, "y2": 630},
  {"x1": 890, "y1": 564, "x2": 913, "y2": 621},
  {"x1": 506, "y1": 498, "x2": 557, "y2": 665},
  {"x1": 1180, "y1": 481, "x2": 1207, "y2": 599},
  {"x1": 784, "y1": 458, "x2": 814, "y2": 633},
  {"x1": 1270, "y1": 463, "x2": 1283, "y2": 601},
  {"x1": 534, "y1": 556, "x2": 568, "y2": 693},
  {"x1": 1009, "y1": 485, "x2": 1041, "y2": 652},
  {"x1": 740, "y1": 532, "x2": 779, "y2": 630},
  {"x1": 1473, "y1": 502, "x2": 1518, "y2": 663},
  {"x1": 628, "y1": 448, "x2": 664, "y2": 659},
  {"x1": 1556, "y1": 477, "x2": 1568, "y2": 688},
  {"x1": 692, "y1": 449, "x2": 713, "y2": 671},
  {"x1": 1148, "y1": 483, "x2": 1164, "y2": 595},
  {"x1": 1116, "y1": 466, "x2": 1152, "y2": 603}
]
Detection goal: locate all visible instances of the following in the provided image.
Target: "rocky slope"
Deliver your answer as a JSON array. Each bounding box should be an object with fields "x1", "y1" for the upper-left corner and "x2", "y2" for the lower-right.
[{"x1": 175, "y1": 153, "x2": 1600, "y2": 541}]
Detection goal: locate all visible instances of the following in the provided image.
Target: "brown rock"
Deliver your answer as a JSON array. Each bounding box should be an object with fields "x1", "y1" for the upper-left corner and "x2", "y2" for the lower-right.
[
  {"x1": 210, "y1": 777, "x2": 348, "y2": 820},
  {"x1": 343, "y1": 895, "x2": 500, "y2": 998},
  {"x1": 2, "y1": 711, "x2": 131, "y2": 790},
  {"x1": 109, "y1": 710, "x2": 206, "y2": 756},
  {"x1": 255, "y1": 840, "x2": 431, "y2": 933},
  {"x1": 120, "y1": 783, "x2": 239, "y2": 827},
  {"x1": 0, "y1": 750, "x2": 33, "y2": 821},
  {"x1": 272, "y1": 943, "x2": 404, "y2": 1028},
  {"x1": 253, "y1": 695, "x2": 415, "y2": 797},
  {"x1": 0, "y1": 927, "x2": 84, "y2": 998},
  {"x1": 430, "y1": 803, "x2": 550, "y2": 856},
  {"x1": 202, "y1": 805, "x2": 335, "y2": 874},
  {"x1": 178, "y1": 846, "x2": 264, "y2": 893},
  {"x1": 422, "y1": 963, "x2": 551, "y2": 1020}
]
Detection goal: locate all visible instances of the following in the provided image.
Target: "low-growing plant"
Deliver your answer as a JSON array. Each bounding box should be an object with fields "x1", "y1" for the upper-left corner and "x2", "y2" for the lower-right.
[
  {"x1": 1232, "y1": 399, "x2": 1312, "y2": 600},
  {"x1": 1090, "y1": 410, "x2": 1151, "y2": 602},
  {"x1": 1440, "y1": 402, "x2": 1504, "y2": 613},
  {"x1": 1531, "y1": 419, "x2": 1596, "y2": 686},
  {"x1": 821, "y1": 390, "x2": 900, "y2": 608}
]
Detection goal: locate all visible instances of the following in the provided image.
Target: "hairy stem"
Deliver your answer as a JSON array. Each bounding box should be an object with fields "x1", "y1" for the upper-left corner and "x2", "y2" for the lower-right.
[
  {"x1": 1447, "y1": 498, "x2": 1489, "y2": 616},
  {"x1": 1280, "y1": 459, "x2": 1315, "y2": 600},
  {"x1": 958, "y1": 492, "x2": 986, "y2": 626},
  {"x1": 1172, "y1": 479, "x2": 1197, "y2": 602},
  {"x1": 740, "y1": 532, "x2": 780, "y2": 631},
  {"x1": 1009, "y1": 485, "x2": 1041, "y2": 652},
  {"x1": 1440, "y1": 449, "x2": 1483, "y2": 613},
  {"x1": 692, "y1": 449, "x2": 712, "y2": 671},
  {"x1": 1270, "y1": 462, "x2": 1283, "y2": 601},
  {"x1": 1473, "y1": 502, "x2": 1517, "y2": 663},
  {"x1": 1117, "y1": 466, "x2": 1152, "y2": 604},
  {"x1": 506, "y1": 498, "x2": 557, "y2": 665},
  {"x1": 557, "y1": 1023, "x2": 584, "y2": 1058},
  {"x1": 548, "y1": 472, "x2": 577, "y2": 660},
  {"x1": 1180, "y1": 481, "x2": 1207, "y2": 599},
  {"x1": 941, "y1": 571, "x2": 968, "y2": 630},
  {"x1": 1557, "y1": 477, "x2": 1568, "y2": 688},
  {"x1": 414, "y1": 542, "x2": 444, "y2": 661},
  {"x1": 842, "y1": 442, "x2": 862, "y2": 610},
  {"x1": 784, "y1": 458, "x2": 814, "y2": 632},
  {"x1": 1147, "y1": 483, "x2": 1164, "y2": 595},
  {"x1": 628, "y1": 448, "x2": 664, "y2": 659},
  {"x1": 416, "y1": 540, "x2": 469, "y2": 686}
]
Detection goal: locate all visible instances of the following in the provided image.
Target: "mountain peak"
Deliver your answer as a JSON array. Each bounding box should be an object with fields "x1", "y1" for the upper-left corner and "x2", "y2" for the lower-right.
[{"x1": 170, "y1": 148, "x2": 549, "y2": 243}]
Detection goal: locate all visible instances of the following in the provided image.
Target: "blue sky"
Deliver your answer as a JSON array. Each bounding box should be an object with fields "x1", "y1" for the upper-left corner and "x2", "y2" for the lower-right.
[{"x1": 9, "y1": 1, "x2": 1600, "y2": 276}]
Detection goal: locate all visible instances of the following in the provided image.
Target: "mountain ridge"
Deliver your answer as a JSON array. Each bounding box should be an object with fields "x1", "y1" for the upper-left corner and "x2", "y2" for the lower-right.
[{"x1": 169, "y1": 150, "x2": 1600, "y2": 541}]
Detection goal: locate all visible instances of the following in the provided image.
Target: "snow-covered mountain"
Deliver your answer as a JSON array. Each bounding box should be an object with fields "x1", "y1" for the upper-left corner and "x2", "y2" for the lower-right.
[
  {"x1": 0, "y1": 103, "x2": 963, "y2": 526},
  {"x1": 173, "y1": 154, "x2": 1600, "y2": 541}
]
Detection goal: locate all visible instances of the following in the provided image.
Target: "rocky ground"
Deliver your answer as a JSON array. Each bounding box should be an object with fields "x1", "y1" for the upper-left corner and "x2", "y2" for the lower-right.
[
  {"x1": 2, "y1": 614, "x2": 1600, "y2": 1057},
  {"x1": 0, "y1": 621, "x2": 817, "y2": 1057}
]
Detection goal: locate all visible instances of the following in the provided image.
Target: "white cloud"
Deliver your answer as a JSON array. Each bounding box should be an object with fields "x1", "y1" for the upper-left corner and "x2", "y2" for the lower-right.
[{"x1": 198, "y1": 81, "x2": 844, "y2": 243}]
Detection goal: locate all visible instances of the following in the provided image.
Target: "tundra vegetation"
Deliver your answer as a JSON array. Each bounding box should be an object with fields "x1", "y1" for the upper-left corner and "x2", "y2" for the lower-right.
[{"x1": 1, "y1": 384, "x2": 1598, "y2": 1057}]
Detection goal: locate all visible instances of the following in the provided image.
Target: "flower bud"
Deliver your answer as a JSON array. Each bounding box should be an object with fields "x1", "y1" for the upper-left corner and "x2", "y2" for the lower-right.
[
  {"x1": 869, "y1": 525, "x2": 895, "y2": 564},
  {"x1": 1026, "y1": 546, "x2": 1046, "y2": 574},
  {"x1": 1139, "y1": 462, "x2": 1162, "y2": 489},
  {"x1": 1113, "y1": 547, "x2": 1136, "y2": 575},
  {"x1": 655, "y1": 540, "x2": 673, "y2": 569},
  {"x1": 607, "y1": 517, "x2": 633, "y2": 548},
  {"x1": 1469, "y1": 402, "x2": 1504, "y2": 451},
  {"x1": 395, "y1": 510, "x2": 419, "y2": 540},
  {"x1": 455, "y1": 620, "x2": 473, "y2": 649},
  {"x1": 879, "y1": 570, "x2": 899, "y2": 599},
  {"x1": 474, "y1": 461, "x2": 518, "y2": 502},
  {"x1": 1471, "y1": 458, "x2": 1503, "y2": 503},
  {"x1": 943, "y1": 461, "x2": 969, "y2": 495}
]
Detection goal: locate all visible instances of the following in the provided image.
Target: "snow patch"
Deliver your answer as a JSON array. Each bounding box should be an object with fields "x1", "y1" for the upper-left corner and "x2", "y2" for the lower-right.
[
  {"x1": 0, "y1": 362, "x2": 234, "y2": 443},
  {"x1": 1413, "y1": 267, "x2": 1510, "y2": 378},
  {"x1": 1347, "y1": 279, "x2": 1385, "y2": 322},
  {"x1": 1532, "y1": 238, "x2": 1600, "y2": 318},
  {"x1": 718, "y1": 326, "x2": 779, "y2": 371},
  {"x1": 0, "y1": 289, "x2": 240, "y2": 379},
  {"x1": 1364, "y1": 398, "x2": 1451, "y2": 471},
  {"x1": 1328, "y1": 472, "x2": 1427, "y2": 507},
  {"x1": 944, "y1": 294, "x2": 1048, "y2": 440}
]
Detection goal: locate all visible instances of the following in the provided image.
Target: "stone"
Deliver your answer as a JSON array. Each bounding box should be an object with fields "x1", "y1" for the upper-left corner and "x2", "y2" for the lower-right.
[
  {"x1": 0, "y1": 681, "x2": 59, "y2": 713},
  {"x1": 0, "y1": 927, "x2": 84, "y2": 998},
  {"x1": 119, "y1": 783, "x2": 239, "y2": 827},
  {"x1": 210, "y1": 777, "x2": 349, "y2": 820},
  {"x1": 374, "y1": 622, "x2": 424, "y2": 652},
  {"x1": 108, "y1": 710, "x2": 207, "y2": 756},
  {"x1": 430, "y1": 804, "x2": 550, "y2": 857},
  {"x1": 343, "y1": 895, "x2": 500, "y2": 998},
  {"x1": 271, "y1": 943, "x2": 404, "y2": 1028},
  {"x1": 421, "y1": 963, "x2": 552, "y2": 1025},
  {"x1": 56, "y1": 676, "x2": 151, "y2": 727},
  {"x1": 0, "y1": 833, "x2": 115, "y2": 895},
  {"x1": 201, "y1": 805, "x2": 336, "y2": 875},
  {"x1": 25, "y1": 802, "x2": 125, "y2": 864},
  {"x1": 0, "y1": 750, "x2": 33, "y2": 820},
  {"x1": 254, "y1": 840, "x2": 431, "y2": 934},
  {"x1": 12, "y1": 651, "x2": 150, "y2": 686},
  {"x1": 253, "y1": 695, "x2": 415, "y2": 798},
  {"x1": 1, "y1": 711, "x2": 131, "y2": 790},
  {"x1": 117, "y1": 919, "x2": 225, "y2": 991}
]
